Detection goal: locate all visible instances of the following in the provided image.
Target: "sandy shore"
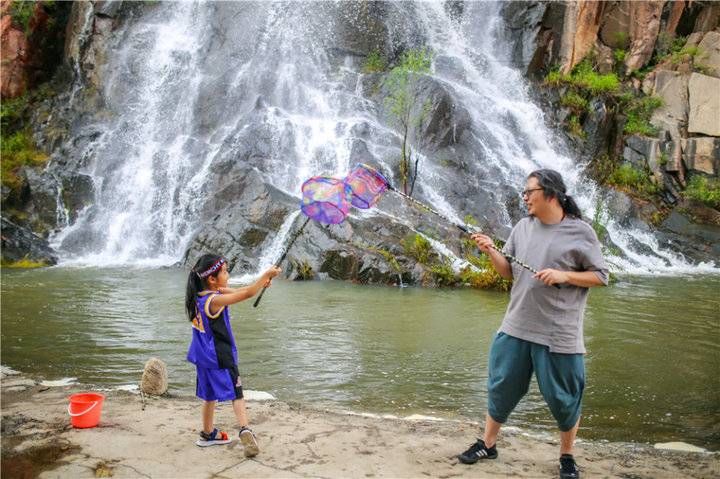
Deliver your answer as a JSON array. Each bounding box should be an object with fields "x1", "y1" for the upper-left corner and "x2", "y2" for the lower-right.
[{"x1": 2, "y1": 371, "x2": 718, "y2": 479}]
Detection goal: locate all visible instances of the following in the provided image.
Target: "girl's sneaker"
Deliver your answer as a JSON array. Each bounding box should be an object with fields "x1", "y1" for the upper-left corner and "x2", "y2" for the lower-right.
[
  {"x1": 239, "y1": 427, "x2": 259, "y2": 457},
  {"x1": 196, "y1": 428, "x2": 231, "y2": 447}
]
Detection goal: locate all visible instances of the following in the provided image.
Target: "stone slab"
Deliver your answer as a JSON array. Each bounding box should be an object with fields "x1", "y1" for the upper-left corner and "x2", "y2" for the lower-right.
[{"x1": 688, "y1": 73, "x2": 720, "y2": 136}]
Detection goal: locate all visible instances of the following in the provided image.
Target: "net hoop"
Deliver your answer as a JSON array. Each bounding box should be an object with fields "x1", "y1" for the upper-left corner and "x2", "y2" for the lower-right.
[
  {"x1": 300, "y1": 176, "x2": 351, "y2": 224},
  {"x1": 344, "y1": 163, "x2": 389, "y2": 209}
]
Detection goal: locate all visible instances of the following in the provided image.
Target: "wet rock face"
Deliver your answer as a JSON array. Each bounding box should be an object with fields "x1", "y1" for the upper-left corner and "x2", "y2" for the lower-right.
[{"x1": 0, "y1": 217, "x2": 58, "y2": 265}]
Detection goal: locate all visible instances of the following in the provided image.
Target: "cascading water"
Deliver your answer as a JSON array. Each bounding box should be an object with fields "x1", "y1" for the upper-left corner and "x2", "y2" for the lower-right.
[{"x1": 51, "y1": 0, "x2": 717, "y2": 275}]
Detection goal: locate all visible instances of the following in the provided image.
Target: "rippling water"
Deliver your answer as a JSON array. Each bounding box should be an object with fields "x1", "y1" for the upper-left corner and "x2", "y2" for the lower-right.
[{"x1": 1, "y1": 267, "x2": 718, "y2": 449}]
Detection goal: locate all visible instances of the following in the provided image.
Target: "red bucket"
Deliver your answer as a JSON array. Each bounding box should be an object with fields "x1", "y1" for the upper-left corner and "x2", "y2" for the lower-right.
[{"x1": 67, "y1": 392, "x2": 105, "y2": 428}]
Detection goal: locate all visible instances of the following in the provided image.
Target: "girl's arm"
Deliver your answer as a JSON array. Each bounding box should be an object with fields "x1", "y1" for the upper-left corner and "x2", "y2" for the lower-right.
[{"x1": 209, "y1": 266, "x2": 281, "y2": 314}]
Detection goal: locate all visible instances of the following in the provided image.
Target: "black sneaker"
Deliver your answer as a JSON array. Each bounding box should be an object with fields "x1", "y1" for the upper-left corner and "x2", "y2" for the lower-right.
[
  {"x1": 457, "y1": 439, "x2": 498, "y2": 464},
  {"x1": 559, "y1": 454, "x2": 580, "y2": 479}
]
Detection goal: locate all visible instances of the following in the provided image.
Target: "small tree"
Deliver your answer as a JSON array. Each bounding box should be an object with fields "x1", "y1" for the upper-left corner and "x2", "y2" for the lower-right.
[{"x1": 384, "y1": 48, "x2": 432, "y2": 196}]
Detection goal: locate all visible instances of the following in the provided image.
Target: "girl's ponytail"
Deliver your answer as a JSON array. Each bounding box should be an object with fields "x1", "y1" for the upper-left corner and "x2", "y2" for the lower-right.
[
  {"x1": 185, "y1": 253, "x2": 224, "y2": 321},
  {"x1": 185, "y1": 269, "x2": 203, "y2": 321}
]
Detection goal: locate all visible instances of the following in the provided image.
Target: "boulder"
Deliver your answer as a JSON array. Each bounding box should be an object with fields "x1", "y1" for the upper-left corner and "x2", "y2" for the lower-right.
[
  {"x1": 696, "y1": 31, "x2": 720, "y2": 78},
  {"x1": 682, "y1": 137, "x2": 720, "y2": 176},
  {"x1": 650, "y1": 70, "x2": 689, "y2": 141},
  {"x1": 593, "y1": 40, "x2": 615, "y2": 74},
  {"x1": 662, "y1": 140, "x2": 684, "y2": 173},
  {"x1": 560, "y1": 1, "x2": 606, "y2": 73},
  {"x1": 23, "y1": 168, "x2": 60, "y2": 232},
  {"x1": 140, "y1": 357, "x2": 168, "y2": 396},
  {"x1": 500, "y1": 1, "x2": 548, "y2": 72},
  {"x1": 658, "y1": 208, "x2": 720, "y2": 263},
  {"x1": 664, "y1": 0, "x2": 686, "y2": 37},
  {"x1": 625, "y1": 1, "x2": 664, "y2": 73},
  {"x1": 0, "y1": 216, "x2": 58, "y2": 265},
  {"x1": 688, "y1": 73, "x2": 720, "y2": 136},
  {"x1": 694, "y1": 3, "x2": 720, "y2": 33},
  {"x1": 623, "y1": 135, "x2": 660, "y2": 169},
  {"x1": 598, "y1": 1, "x2": 631, "y2": 48},
  {"x1": 414, "y1": 76, "x2": 471, "y2": 151},
  {"x1": 583, "y1": 97, "x2": 615, "y2": 158}
]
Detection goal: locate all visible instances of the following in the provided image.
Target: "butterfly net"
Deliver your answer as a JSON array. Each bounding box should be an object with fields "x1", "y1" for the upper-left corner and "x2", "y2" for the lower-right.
[
  {"x1": 344, "y1": 163, "x2": 389, "y2": 209},
  {"x1": 300, "y1": 176, "x2": 351, "y2": 224}
]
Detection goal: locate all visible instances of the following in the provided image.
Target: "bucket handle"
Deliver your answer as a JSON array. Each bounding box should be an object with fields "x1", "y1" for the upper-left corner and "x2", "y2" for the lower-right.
[{"x1": 68, "y1": 401, "x2": 98, "y2": 417}]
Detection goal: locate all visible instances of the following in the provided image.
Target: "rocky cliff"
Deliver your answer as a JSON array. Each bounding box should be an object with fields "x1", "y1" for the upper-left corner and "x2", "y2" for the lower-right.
[
  {"x1": 2, "y1": 1, "x2": 718, "y2": 276},
  {"x1": 501, "y1": 0, "x2": 720, "y2": 263}
]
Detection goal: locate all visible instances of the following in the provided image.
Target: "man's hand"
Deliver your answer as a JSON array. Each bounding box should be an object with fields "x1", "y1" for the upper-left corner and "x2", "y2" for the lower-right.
[
  {"x1": 470, "y1": 233, "x2": 495, "y2": 254},
  {"x1": 534, "y1": 269, "x2": 569, "y2": 286}
]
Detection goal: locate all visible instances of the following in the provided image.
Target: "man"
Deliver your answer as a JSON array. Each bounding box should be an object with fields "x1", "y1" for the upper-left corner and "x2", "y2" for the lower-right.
[{"x1": 458, "y1": 169, "x2": 608, "y2": 479}]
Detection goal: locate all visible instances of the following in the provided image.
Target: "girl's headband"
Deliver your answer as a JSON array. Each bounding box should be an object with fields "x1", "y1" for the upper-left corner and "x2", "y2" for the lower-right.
[{"x1": 197, "y1": 258, "x2": 226, "y2": 279}]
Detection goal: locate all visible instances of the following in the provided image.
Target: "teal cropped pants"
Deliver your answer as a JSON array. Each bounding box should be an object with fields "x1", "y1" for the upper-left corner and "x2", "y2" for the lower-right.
[{"x1": 487, "y1": 332, "x2": 585, "y2": 431}]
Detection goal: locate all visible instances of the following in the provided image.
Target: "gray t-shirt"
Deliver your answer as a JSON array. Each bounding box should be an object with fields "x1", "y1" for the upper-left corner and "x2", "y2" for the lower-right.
[{"x1": 500, "y1": 216, "x2": 609, "y2": 354}]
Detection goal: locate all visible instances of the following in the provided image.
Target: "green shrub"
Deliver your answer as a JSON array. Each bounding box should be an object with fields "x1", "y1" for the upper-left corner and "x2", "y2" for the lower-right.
[
  {"x1": 0, "y1": 257, "x2": 49, "y2": 269},
  {"x1": 591, "y1": 198, "x2": 609, "y2": 242},
  {"x1": 560, "y1": 91, "x2": 589, "y2": 112},
  {"x1": 460, "y1": 253, "x2": 512, "y2": 292},
  {"x1": 9, "y1": 0, "x2": 36, "y2": 33},
  {"x1": 685, "y1": 176, "x2": 720, "y2": 209},
  {"x1": 670, "y1": 46, "x2": 701, "y2": 65},
  {"x1": 1, "y1": 94, "x2": 29, "y2": 132},
  {"x1": 544, "y1": 68, "x2": 564, "y2": 86},
  {"x1": 567, "y1": 115, "x2": 586, "y2": 139},
  {"x1": 463, "y1": 214, "x2": 478, "y2": 227},
  {"x1": 545, "y1": 60, "x2": 619, "y2": 95},
  {"x1": 370, "y1": 247, "x2": 402, "y2": 273},
  {"x1": 1, "y1": 130, "x2": 49, "y2": 189},
  {"x1": 623, "y1": 96, "x2": 663, "y2": 136},
  {"x1": 292, "y1": 259, "x2": 315, "y2": 280},
  {"x1": 588, "y1": 154, "x2": 618, "y2": 183},
  {"x1": 613, "y1": 49, "x2": 626, "y2": 63},
  {"x1": 429, "y1": 261, "x2": 457, "y2": 287},
  {"x1": 607, "y1": 164, "x2": 658, "y2": 197},
  {"x1": 612, "y1": 32, "x2": 630, "y2": 49},
  {"x1": 363, "y1": 50, "x2": 387, "y2": 73},
  {"x1": 402, "y1": 233, "x2": 433, "y2": 265},
  {"x1": 570, "y1": 60, "x2": 620, "y2": 95}
]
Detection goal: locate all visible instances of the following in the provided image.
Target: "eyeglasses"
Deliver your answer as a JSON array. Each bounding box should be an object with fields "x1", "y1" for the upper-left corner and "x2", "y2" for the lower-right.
[{"x1": 521, "y1": 187, "x2": 544, "y2": 197}]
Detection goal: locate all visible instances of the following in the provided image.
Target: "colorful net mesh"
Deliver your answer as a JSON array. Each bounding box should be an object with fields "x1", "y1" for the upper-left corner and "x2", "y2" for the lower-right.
[
  {"x1": 344, "y1": 163, "x2": 389, "y2": 209},
  {"x1": 300, "y1": 176, "x2": 352, "y2": 224}
]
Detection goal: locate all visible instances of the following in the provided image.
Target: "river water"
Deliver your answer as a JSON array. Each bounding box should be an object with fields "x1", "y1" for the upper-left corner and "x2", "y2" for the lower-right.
[{"x1": 1, "y1": 267, "x2": 718, "y2": 450}]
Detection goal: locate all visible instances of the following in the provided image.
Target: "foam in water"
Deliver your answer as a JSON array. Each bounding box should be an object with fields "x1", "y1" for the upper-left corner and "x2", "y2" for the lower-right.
[
  {"x1": 1, "y1": 365, "x2": 21, "y2": 377},
  {"x1": 40, "y1": 378, "x2": 78, "y2": 387},
  {"x1": 245, "y1": 390, "x2": 276, "y2": 401}
]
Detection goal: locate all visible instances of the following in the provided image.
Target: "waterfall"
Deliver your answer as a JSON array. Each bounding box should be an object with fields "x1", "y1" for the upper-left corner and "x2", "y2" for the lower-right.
[{"x1": 50, "y1": 0, "x2": 717, "y2": 275}]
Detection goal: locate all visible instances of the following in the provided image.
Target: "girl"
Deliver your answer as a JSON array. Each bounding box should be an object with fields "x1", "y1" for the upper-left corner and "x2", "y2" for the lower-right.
[{"x1": 185, "y1": 254, "x2": 280, "y2": 456}]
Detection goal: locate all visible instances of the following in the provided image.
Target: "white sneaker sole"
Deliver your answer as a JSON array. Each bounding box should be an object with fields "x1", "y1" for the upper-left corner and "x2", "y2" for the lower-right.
[
  {"x1": 240, "y1": 430, "x2": 259, "y2": 457},
  {"x1": 195, "y1": 438, "x2": 232, "y2": 447}
]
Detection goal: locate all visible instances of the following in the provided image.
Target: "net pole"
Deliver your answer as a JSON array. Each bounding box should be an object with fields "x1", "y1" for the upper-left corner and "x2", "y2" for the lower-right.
[
  {"x1": 253, "y1": 216, "x2": 312, "y2": 308},
  {"x1": 383, "y1": 184, "x2": 558, "y2": 287}
]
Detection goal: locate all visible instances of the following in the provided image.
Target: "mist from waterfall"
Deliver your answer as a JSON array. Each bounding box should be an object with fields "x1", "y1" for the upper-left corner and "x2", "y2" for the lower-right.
[{"x1": 51, "y1": 0, "x2": 717, "y2": 275}]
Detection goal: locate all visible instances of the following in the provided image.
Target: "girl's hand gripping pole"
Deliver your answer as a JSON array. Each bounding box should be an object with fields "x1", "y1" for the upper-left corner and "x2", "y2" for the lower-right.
[{"x1": 253, "y1": 217, "x2": 311, "y2": 308}]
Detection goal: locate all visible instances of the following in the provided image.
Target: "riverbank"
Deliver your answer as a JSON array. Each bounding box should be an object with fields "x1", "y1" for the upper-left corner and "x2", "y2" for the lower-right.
[{"x1": 2, "y1": 371, "x2": 717, "y2": 478}]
